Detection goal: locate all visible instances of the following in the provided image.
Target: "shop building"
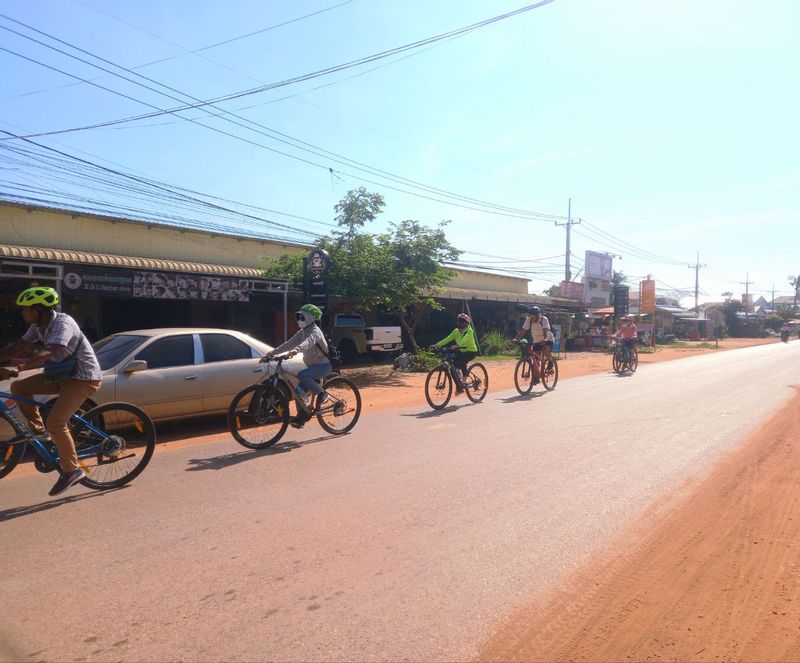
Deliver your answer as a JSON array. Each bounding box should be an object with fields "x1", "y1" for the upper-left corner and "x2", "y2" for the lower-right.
[{"x1": 0, "y1": 200, "x2": 300, "y2": 346}]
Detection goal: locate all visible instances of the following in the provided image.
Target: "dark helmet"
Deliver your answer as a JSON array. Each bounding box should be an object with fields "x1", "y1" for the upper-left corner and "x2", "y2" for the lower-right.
[{"x1": 528, "y1": 306, "x2": 541, "y2": 315}]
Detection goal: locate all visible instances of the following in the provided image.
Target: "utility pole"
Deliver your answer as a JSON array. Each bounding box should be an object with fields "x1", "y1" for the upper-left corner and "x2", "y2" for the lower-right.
[
  {"x1": 688, "y1": 251, "x2": 705, "y2": 317},
  {"x1": 771, "y1": 283, "x2": 775, "y2": 313},
  {"x1": 740, "y1": 272, "x2": 755, "y2": 326},
  {"x1": 555, "y1": 198, "x2": 582, "y2": 282}
]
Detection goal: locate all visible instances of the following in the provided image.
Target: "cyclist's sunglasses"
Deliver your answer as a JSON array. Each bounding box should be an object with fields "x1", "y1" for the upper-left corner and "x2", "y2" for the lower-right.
[{"x1": 294, "y1": 312, "x2": 307, "y2": 321}]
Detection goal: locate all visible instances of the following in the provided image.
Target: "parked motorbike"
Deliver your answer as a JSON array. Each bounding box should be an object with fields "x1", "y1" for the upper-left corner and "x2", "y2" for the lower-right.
[{"x1": 781, "y1": 330, "x2": 790, "y2": 343}]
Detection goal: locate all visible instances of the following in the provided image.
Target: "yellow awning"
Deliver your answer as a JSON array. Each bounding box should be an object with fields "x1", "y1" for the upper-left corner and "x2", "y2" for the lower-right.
[{"x1": 0, "y1": 243, "x2": 274, "y2": 279}]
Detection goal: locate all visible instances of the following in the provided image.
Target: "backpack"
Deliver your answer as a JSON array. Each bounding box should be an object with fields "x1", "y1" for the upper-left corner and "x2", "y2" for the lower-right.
[{"x1": 316, "y1": 333, "x2": 342, "y2": 373}]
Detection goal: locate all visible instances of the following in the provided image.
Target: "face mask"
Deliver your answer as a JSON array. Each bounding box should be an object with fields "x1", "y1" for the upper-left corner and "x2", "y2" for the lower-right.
[{"x1": 295, "y1": 312, "x2": 312, "y2": 329}]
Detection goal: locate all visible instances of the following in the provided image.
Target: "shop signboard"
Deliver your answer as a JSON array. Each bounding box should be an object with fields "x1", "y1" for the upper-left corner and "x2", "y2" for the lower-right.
[
  {"x1": 304, "y1": 247, "x2": 331, "y2": 311},
  {"x1": 613, "y1": 285, "x2": 629, "y2": 318},
  {"x1": 133, "y1": 272, "x2": 251, "y2": 301},
  {"x1": 636, "y1": 322, "x2": 655, "y2": 347},
  {"x1": 585, "y1": 251, "x2": 613, "y2": 280},
  {"x1": 583, "y1": 277, "x2": 611, "y2": 307},
  {"x1": 639, "y1": 279, "x2": 656, "y2": 314},
  {"x1": 63, "y1": 267, "x2": 133, "y2": 295},
  {"x1": 560, "y1": 280, "x2": 585, "y2": 300},
  {"x1": 551, "y1": 323, "x2": 562, "y2": 353}
]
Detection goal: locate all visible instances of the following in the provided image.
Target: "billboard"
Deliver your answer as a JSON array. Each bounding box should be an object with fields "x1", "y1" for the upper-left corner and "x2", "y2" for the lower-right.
[
  {"x1": 640, "y1": 279, "x2": 656, "y2": 314},
  {"x1": 560, "y1": 280, "x2": 585, "y2": 300},
  {"x1": 133, "y1": 272, "x2": 251, "y2": 301},
  {"x1": 583, "y1": 277, "x2": 611, "y2": 307},
  {"x1": 585, "y1": 251, "x2": 613, "y2": 280},
  {"x1": 741, "y1": 293, "x2": 753, "y2": 310}
]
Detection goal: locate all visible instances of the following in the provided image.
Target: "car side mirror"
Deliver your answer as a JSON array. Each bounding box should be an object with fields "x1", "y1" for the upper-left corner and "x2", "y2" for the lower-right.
[{"x1": 122, "y1": 360, "x2": 148, "y2": 374}]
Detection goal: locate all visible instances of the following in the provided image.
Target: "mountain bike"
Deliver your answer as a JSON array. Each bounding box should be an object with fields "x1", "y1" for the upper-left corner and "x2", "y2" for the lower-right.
[
  {"x1": 513, "y1": 340, "x2": 559, "y2": 394},
  {"x1": 0, "y1": 381, "x2": 156, "y2": 488},
  {"x1": 424, "y1": 346, "x2": 488, "y2": 410},
  {"x1": 228, "y1": 354, "x2": 361, "y2": 449},
  {"x1": 611, "y1": 340, "x2": 638, "y2": 375}
]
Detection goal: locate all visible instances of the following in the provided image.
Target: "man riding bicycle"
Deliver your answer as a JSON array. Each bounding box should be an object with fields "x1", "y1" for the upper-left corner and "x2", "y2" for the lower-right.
[
  {"x1": 261, "y1": 303, "x2": 331, "y2": 428},
  {"x1": 513, "y1": 306, "x2": 554, "y2": 380},
  {"x1": 612, "y1": 316, "x2": 638, "y2": 362},
  {"x1": 429, "y1": 313, "x2": 477, "y2": 393},
  {"x1": 0, "y1": 286, "x2": 102, "y2": 496}
]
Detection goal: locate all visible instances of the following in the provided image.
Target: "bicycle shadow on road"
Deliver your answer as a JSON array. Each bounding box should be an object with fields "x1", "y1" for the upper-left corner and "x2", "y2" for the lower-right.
[
  {"x1": 0, "y1": 487, "x2": 126, "y2": 523},
  {"x1": 499, "y1": 391, "x2": 548, "y2": 403},
  {"x1": 185, "y1": 434, "x2": 341, "y2": 471},
  {"x1": 401, "y1": 402, "x2": 478, "y2": 418}
]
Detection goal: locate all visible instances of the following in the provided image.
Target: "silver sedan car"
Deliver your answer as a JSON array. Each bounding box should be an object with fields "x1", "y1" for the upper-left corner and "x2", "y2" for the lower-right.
[{"x1": 1, "y1": 328, "x2": 276, "y2": 424}]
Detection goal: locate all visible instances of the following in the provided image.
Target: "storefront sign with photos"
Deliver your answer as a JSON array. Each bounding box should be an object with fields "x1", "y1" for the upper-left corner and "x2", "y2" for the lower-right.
[{"x1": 133, "y1": 272, "x2": 251, "y2": 301}]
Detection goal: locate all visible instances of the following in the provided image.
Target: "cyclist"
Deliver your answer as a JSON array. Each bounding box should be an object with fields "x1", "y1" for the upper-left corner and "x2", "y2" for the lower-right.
[
  {"x1": 0, "y1": 286, "x2": 102, "y2": 496},
  {"x1": 613, "y1": 316, "x2": 638, "y2": 363},
  {"x1": 429, "y1": 313, "x2": 478, "y2": 393},
  {"x1": 513, "y1": 306, "x2": 554, "y2": 380},
  {"x1": 261, "y1": 303, "x2": 331, "y2": 427}
]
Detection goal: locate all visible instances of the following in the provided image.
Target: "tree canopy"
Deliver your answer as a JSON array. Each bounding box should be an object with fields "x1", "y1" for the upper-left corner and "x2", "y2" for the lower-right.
[{"x1": 262, "y1": 188, "x2": 460, "y2": 351}]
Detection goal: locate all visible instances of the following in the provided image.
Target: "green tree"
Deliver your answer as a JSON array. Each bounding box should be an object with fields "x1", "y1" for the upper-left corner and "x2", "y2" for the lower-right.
[
  {"x1": 721, "y1": 291, "x2": 733, "y2": 303},
  {"x1": 375, "y1": 220, "x2": 460, "y2": 352},
  {"x1": 543, "y1": 284, "x2": 561, "y2": 297},
  {"x1": 721, "y1": 299, "x2": 744, "y2": 336},
  {"x1": 261, "y1": 190, "x2": 460, "y2": 352}
]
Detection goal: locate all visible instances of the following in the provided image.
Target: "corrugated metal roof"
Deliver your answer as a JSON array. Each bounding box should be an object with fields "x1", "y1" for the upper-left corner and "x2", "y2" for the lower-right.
[{"x1": 0, "y1": 243, "x2": 273, "y2": 279}]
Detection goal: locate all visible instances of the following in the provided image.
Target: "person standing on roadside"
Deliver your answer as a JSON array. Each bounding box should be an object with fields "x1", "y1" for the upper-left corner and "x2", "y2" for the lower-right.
[{"x1": 0, "y1": 287, "x2": 102, "y2": 496}]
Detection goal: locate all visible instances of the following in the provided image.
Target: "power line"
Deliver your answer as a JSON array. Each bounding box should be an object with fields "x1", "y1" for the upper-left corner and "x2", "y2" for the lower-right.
[
  {"x1": 0, "y1": 13, "x2": 565, "y2": 221},
  {"x1": 3, "y1": 0, "x2": 356, "y2": 100},
  {"x1": 1, "y1": 1, "x2": 555, "y2": 142}
]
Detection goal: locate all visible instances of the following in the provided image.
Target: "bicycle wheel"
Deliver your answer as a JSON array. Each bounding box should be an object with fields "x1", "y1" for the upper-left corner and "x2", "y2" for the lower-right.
[
  {"x1": 228, "y1": 384, "x2": 290, "y2": 449},
  {"x1": 75, "y1": 402, "x2": 156, "y2": 489},
  {"x1": 629, "y1": 348, "x2": 639, "y2": 373},
  {"x1": 0, "y1": 412, "x2": 25, "y2": 480},
  {"x1": 316, "y1": 376, "x2": 361, "y2": 435},
  {"x1": 513, "y1": 358, "x2": 534, "y2": 395},
  {"x1": 612, "y1": 350, "x2": 624, "y2": 375},
  {"x1": 464, "y1": 363, "x2": 488, "y2": 403},
  {"x1": 424, "y1": 366, "x2": 453, "y2": 410},
  {"x1": 542, "y1": 357, "x2": 559, "y2": 391}
]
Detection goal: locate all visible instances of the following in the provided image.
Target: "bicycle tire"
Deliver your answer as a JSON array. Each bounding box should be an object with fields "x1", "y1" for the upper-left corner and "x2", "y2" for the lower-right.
[
  {"x1": 316, "y1": 376, "x2": 361, "y2": 435},
  {"x1": 0, "y1": 412, "x2": 25, "y2": 480},
  {"x1": 629, "y1": 348, "x2": 639, "y2": 373},
  {"x1": 77, "y1": 402, "x2": 156, "y2": 490},
  {"x1": 425, "y1": 366, "x2": 452, "y2": 410},
  {"x1": 513, "y1": 358, "x2": 534, "y2": 395},
  {"x1": 464, "y1": 363, "x2": 488, "y2": 403},
  {"x1": 542, "y1": 357, "x2": 559, "y2": 391},
  {"x1": 612, "y1": 349, "x2": 623, "y2": 375},
  {"x1": 228, "y1": 384, "x2": 289, "y2": 449}
]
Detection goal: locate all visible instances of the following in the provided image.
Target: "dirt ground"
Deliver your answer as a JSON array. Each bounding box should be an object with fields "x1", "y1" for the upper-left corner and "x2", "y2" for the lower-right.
[{"x1": 477, "y1": 338, "x2": 800, "y2": 662}]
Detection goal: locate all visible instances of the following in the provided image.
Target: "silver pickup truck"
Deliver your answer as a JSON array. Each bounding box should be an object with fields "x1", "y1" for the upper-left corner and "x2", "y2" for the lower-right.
[{"x1": 331, "y1": 313, "x2": 403, "y2": 362}]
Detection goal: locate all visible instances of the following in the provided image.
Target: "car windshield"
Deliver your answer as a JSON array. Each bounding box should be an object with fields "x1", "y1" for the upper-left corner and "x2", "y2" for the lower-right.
[{"x1": 93, "y1": 334, "x2": 148, "y2": 370}]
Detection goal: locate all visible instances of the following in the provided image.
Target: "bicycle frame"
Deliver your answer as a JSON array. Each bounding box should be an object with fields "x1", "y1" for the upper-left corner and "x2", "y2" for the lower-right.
[
  {"x1": 523, "y1": 345, "x2": 546, "y2": 377},
  {"x1": 257, "y1": 356, "x2": 331, "y2": 410},
  {"x1": 0, "y1": 390, "x2": 111, "y2": 467}
]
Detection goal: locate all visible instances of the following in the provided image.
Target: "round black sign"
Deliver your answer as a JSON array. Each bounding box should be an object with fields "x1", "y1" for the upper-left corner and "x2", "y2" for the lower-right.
[{"x1": 307, "y1": 248, "x2": 330, "y2": 276}]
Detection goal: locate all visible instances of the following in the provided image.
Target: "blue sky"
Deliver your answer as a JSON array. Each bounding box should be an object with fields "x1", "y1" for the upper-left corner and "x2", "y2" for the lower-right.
[{"x1": 1, "y1": 0, "x2": 798, "y2": 306}]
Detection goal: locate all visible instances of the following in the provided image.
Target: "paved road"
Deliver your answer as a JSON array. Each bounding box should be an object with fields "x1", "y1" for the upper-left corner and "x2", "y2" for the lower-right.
[{"x1": 2, "y1": 342, "x2": 798, "y2": 662}]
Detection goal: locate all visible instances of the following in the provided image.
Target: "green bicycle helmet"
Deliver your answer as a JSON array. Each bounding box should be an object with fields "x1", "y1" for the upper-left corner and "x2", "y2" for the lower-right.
[
  {"x1": 298, "y1": 303, "x2": 323, "y2": 321},
  {"x1": 16, "y1": 286, "x2": 59, "y2": 308}
]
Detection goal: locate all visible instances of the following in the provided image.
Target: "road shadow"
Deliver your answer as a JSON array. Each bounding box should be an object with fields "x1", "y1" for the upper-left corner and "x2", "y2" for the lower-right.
[
  {"x1": 186, "y1": 433, "x2": 341, "y2": 471},
  {"x1": 343, "y1": 367, "x2": 410, "y2": 389},
  {"x1": 157, "y1": 414, "x2": 229, "y2": 444},
  {"x1": 401, "y1": 402, "x2": 477, "y2": 418},
  {"x1": 0, "y1": 486, "x2": 126, "y2": 523},
  {"x1": 499, "y1": 391, "x2": 548, "y2": 403}
]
